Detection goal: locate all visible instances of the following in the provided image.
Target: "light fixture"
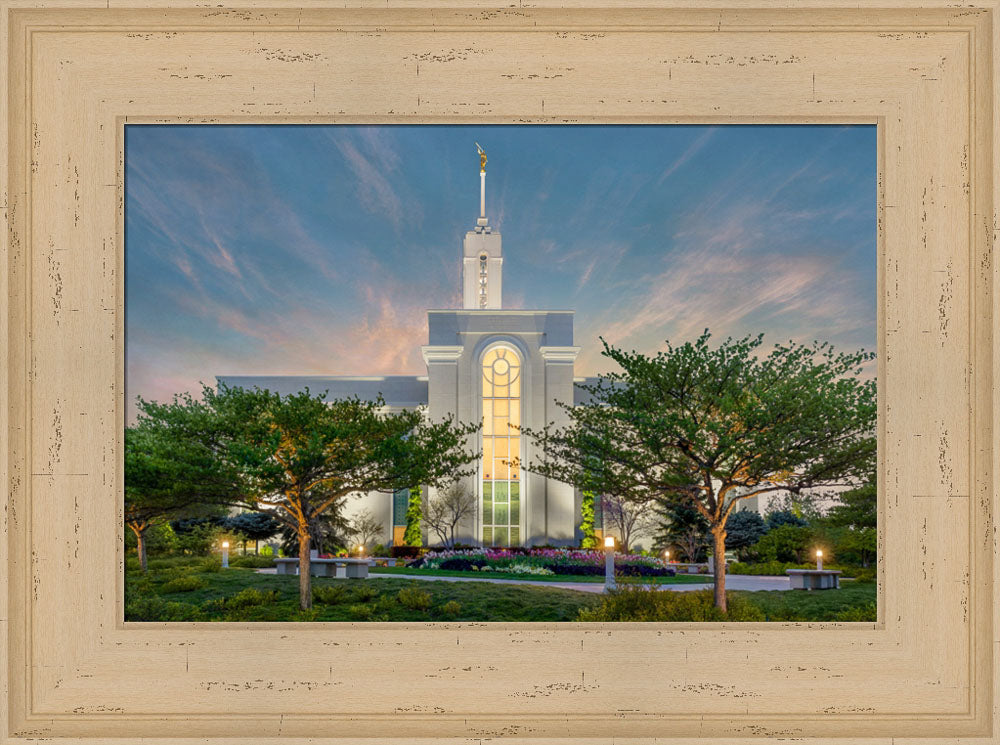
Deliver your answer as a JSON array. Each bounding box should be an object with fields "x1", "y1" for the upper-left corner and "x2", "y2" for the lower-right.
[{"x1": 604, "y1": 535, "x2": 615, "y2": 548}]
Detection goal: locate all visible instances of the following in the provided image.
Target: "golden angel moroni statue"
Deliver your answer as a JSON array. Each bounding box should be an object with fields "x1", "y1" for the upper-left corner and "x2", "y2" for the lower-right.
[{"x1": 476, "y1": 142, "x2": 487, "y2": 173}]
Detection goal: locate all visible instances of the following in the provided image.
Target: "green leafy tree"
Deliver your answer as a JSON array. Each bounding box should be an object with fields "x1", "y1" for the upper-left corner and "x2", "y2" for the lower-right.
[
  {"x1": 200, "y1": 384, "x2": 478, "y2": 610},
  {"x1": 651, "y1": 498, "x2": 710, "y2": 561},
  {"x1": 723, "y1": 510, "x2": 769, "y2": 559},
  {"x1": 525, "y1": 331, "x2": 876, "y2": 612},
  {"x1": 125, "y1": 406, "x2": 241, "y2": 570},
  {"x1": 404, "y1": 486, "x2": 423, "y2": 547},
  {"x1": 765, "y1": 509, "x2": 808, "y2": 530},
  {"x1": 827, "y1": 482, "x2": 876, "y2": 530},
  {"x1": 824, "y1": 480, "x2": 877, "y2": 567},
  {"x1": 228, "y1": 511, "x2": 282, "y2": 554},
  {"x1": 750, "y1": 523, "x2": 814, "y2": 563},
  {"x1": 579, "y1": 491, "x2": 598, "y2": 549}
]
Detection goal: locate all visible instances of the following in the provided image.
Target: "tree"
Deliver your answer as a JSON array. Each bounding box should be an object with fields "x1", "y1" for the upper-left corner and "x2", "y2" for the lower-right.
[
  {"x1": 600, "y1": 493, "x2": 656, "y2": 553},
  {"x1": 751, "y1": 523, "x2": 814, "y2": 563},
  {"x1": 825, "y1": 480, "x2": 877, "y2": 567},
  {"x1": 125, "y1": 406, "x2": 240, "y2": 570},
  {"x1": 228, "y1": 511, "x2": 282, "y2": 554},
  {"x1": 525, "y1": 331, "x2": 876, "y2": 612},
  {"x1": 765, "y1": 509, "x2": 809, "y2": 530},
  {"x1": 349, "y1": 508, "x2": 386, "y2": 550},
  {"x1": 827, "y1": 482, "x2": 876, "y2": 530},
  {"x1": 651, "y1": 498, "x2": 710, "y2": 561},
  {"x1": 579, "y1": 491, "x2": 599, "y2": 549},
  {"x1": 423, "y1": 481, "x2": 477, "y2": 547},
  {"x1": 723, "y1": 510, "x2": 768, "y2": 556},
  {"x1": 403, "y1": 486, "x2": 424, "y2": 547},
  {"x1": 141, "y1": 384, "x2": 479, "y2": 610},
  {"x1": 278, "y1": 502, "x2": 350, "y2": 557}
]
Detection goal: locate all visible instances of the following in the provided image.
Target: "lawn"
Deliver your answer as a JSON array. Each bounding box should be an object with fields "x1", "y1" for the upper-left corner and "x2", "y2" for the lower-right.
[
  {"x1": 125, "y1": 564, "x2": 603, "y2": 622},
  {"x1": 730, "y1": 581, "x2": 877, "y2": 622},
  {"x1": 368, "y1": 565, "x2": 712, "y2": 584},
  {"x1": 124, "y1": 557, "x2": 876, "y2": 623}
]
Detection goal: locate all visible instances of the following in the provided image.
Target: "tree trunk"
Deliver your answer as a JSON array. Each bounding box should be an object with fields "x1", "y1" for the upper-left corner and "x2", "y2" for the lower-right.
[
  {"x1": 255, "y1": 540, "x2": 259, "y2": 555},
  {"x1": 128, "y1": 522, "x2": 148, "y2": 571},
  {"x1": 711, "y1": 524, "x2": 727, "y2": 613},
  {"x1": 298, "y1": 523, "x2": 312, "y2": 611}
]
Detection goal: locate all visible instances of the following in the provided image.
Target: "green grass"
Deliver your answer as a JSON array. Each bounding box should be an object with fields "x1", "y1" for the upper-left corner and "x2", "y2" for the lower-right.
[
  {"x1": 730, "y1": 582, "x2": 877, "y2": 622},
  {"x1": 124, "y1": 556, "x2": 876, "y2": 622},
  {"x1": 126, "y1": 563, "x2": 603, "y2": 622},
  {"x1": 369, "y1": 566, "x2": 712, "y2": 584}
]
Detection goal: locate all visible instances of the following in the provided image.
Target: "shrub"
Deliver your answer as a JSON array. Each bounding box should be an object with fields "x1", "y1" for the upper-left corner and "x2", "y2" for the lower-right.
[
  {"x1": 440, "y1": 600, "x2": 462, "y2": 617},
  {"x1": 749, "y1": 524, "x2": 813, "y2": 563},
  {"x1": 354, "y1": 585, "x2": 379, "y2": 602},
  {"x1": 197, "y1": 557, "x2": 223, "y2": 573},
  {"x1": 390, "y1": 545, "x2": 422, "y2": 559},
  {"x1": 223, "y1": 588, "x2": 279, "y2": 609},
  {"x1": 125, "y1": 596, "x2": 204, "y2": 622},
  {"x1": 313, "y1": 585, "x2": 348, "y2": 605},
  {"x1": 728, "y1": 561, "x2": 810, "y2": 576},
  {"x1": 229, "y1": 555, "x2": 277, "y2": 569},
  {"x1": 397, "y1": 587, "x2": 432, "y2": 611},
  {"x1": 159, "y1": 575, "x2": 206, "y2": 594},
  {"x1": 577, "y1": 587, "x2": 765, "y2": 622},
  {"x1": 348, "y1": 604, "x2": 374, "y2": 620},
  {"x1": 544, "y1": 563, "x2": 675, "y2": 578},
  {"x1": 831, "y1": 602, "x2": 877, "y2": 622},
  {"x1": 440, "y1": 557, "x2": 489, "y2": 571},
  {"x1": 850, "y1": 567, "x2": 877, "y2": 583}
]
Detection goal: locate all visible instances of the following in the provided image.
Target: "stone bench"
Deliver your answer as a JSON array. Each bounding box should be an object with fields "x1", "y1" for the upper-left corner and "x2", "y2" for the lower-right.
[
  {"x1": 366, "y1": 556, "x2": 400, "y2": 567},
  {"x1": 786, "y1": 568, "x2": 841, "y2": 590},
  {"x1": 274, "y1": 558, "x2": 369, "y2": 579}
]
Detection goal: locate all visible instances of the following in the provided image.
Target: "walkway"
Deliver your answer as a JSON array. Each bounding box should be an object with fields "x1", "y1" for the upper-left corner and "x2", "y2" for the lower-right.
[
  {"x1": 368, "y1": 573, "x2": 791, "y2": 594},
  {"x1": 255, "y1": 567, "x2": 791, "y2": 593}
]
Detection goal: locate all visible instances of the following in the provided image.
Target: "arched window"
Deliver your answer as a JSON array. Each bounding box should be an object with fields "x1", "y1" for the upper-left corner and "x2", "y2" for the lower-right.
[{"x1": 481, "y1": 346, "x2": 521, "y2": 546}]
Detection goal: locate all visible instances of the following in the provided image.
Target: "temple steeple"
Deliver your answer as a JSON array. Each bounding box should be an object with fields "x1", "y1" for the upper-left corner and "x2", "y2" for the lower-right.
[{"x1": 463, "y1": 144, "x2": 502, "y2": 309}]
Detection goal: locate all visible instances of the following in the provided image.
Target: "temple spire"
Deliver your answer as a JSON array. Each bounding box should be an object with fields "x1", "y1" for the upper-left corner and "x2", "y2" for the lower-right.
[
  {"x1": 463, "y1": 143, "x2": 502, "y2": 309},
  {"x1": 476, "y1": 142, "x2": 488, "y2": 226}
]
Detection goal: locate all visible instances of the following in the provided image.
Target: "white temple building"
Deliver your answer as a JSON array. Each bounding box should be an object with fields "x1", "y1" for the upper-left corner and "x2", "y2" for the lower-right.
[{"x1": 218, "y1": 147, "x2": 600, "y2": 547}]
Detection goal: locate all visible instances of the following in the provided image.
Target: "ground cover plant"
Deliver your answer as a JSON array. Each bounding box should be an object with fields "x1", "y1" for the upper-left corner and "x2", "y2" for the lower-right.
[
  {"x1": 125, "y1": 560, "x2": 604, "y2": 622},
  {"x1": 125, "y1": 556, "x2": 876, "y2": 622},
  {"x1": 577, "y1": 582, "x2": 877, "y2": 622}
]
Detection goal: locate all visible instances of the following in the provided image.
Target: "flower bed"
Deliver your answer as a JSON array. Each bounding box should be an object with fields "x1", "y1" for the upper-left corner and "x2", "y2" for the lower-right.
[{"x1": 421, "y1": 548, "x2": 676, "y2": 577}]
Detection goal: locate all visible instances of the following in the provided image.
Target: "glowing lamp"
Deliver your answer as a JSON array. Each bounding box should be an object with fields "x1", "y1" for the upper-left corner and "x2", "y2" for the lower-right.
[{"x1": 604, "y1": 535, "x2": 615, "y2": 549}]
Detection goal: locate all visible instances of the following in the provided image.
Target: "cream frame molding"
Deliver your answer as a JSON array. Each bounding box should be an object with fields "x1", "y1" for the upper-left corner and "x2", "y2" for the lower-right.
[{"x1": 1, "y1": 1, "x2": 997, "y2": 742}]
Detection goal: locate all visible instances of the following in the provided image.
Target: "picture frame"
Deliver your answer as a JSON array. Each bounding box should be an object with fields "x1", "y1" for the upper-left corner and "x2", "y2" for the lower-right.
[{"x1": 1, "y1": 1, "x2": 997, "y2": 742}]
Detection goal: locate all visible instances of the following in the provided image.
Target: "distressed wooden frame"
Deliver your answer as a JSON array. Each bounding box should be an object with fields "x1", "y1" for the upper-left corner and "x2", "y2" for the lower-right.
[{"x1": 1, "y1": 1, "x2": 997, "y2": 742}]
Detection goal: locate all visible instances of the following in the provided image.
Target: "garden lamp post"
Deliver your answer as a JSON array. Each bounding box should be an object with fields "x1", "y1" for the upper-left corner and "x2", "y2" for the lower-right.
[
  {"x1": 664, "y1": 550, "x2": 670, "y2": 564},
  {"x1": 816, "y1": 549, "x2": 823, "y2": 571},
  {"x1": 604, "y1": 535, "x2": 616, "y2": 591},
  {"x1": 221, "y1": 541, "x2": 229, "y2": 569}
]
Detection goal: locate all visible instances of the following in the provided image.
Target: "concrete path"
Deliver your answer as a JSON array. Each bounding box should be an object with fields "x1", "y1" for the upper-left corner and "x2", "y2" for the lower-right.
[
  {"x1": 365, "y1": 572, "x2": 791, "y2": 593},
  {"x1": 255, "y1": 567, "x2": 792, "y2": 593}
]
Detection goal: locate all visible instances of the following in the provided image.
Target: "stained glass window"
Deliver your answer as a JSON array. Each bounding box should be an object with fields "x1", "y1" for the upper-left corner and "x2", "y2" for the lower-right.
[{"x1": 481, "y1": 346, "x2": 521, "y2": 546}]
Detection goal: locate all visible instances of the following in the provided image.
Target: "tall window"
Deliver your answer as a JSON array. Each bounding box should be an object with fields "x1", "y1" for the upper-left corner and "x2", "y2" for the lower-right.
[{"x1": 481, "y1": 346, "x2": 521, "y2": 546}]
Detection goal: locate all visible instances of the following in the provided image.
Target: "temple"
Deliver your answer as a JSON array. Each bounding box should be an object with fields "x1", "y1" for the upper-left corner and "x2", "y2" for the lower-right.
[{"x1": 218, "y1": 146, "x2": 600, "y2": 547}]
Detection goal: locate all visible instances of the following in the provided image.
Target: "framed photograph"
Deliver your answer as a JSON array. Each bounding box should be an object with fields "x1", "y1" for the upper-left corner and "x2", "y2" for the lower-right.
[{"x1": 2, "y1": 1, "x2": 997, "y2": 743}]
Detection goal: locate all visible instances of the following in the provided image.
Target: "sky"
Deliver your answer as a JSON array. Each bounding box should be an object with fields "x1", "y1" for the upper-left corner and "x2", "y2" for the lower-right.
[{"x1": 125, "y1": 124, "x2": 876, "y2": 421}]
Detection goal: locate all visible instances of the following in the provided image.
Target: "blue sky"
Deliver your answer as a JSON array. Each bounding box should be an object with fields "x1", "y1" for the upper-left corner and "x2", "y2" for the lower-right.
[{"x1": 125, "y1": 124, "x2": 876, "y2": 420}]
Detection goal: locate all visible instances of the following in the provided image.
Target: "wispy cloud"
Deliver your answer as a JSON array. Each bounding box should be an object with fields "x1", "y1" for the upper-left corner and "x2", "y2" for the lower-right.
[
  {"x1": 657, "y1": 127, "x2": 716, "y2": 185},
  {"x1": 126, "y1": 124, "x2": 876, "y2": 420}
]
